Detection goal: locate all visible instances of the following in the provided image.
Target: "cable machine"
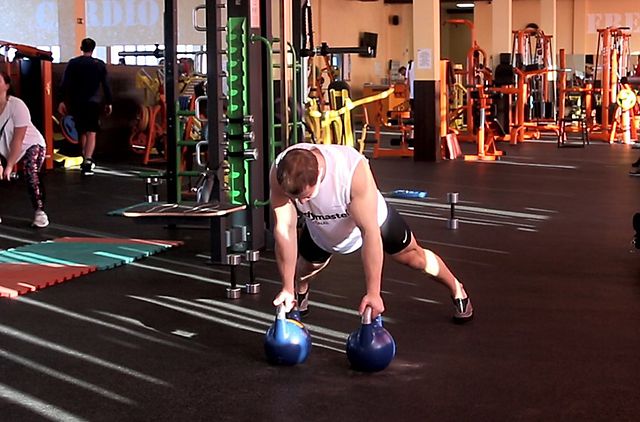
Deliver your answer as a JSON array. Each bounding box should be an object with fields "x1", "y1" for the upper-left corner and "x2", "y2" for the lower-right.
[{"x1": 589, "y1": 26, "x2": 634, "y2": 143}]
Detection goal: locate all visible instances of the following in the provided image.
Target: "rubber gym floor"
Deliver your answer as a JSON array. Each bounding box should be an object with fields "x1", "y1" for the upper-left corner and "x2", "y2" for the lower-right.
[{"x1": 1, "y1": 140, "x2": 639, "y2": 422}]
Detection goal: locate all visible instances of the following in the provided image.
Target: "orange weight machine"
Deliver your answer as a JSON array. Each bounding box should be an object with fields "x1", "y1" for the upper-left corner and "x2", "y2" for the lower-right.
[
  {"x1": 588, "y1": 26, "x2": 635, "y2": 143},
  {"x1": 440, "y1": 59, "x2": 502, "y2": 161},
  {"x1": 461, "y1": 83, "x2": 504, "y2": 161},
  {"x1": 129, "y1": 68, "x2": 168, "y2": 165},
  {"x1": 446, "y1": 19, "x2": 493, "y2": 142},
  {"x1": 557, "y1": 27, "x2": 636, "y2": 144},
  {"x1": 364, "y1": 82, "x2": 414, "y2": 159},
  {"x1": 509, "y1": 27, "x2": 561, "y2": 142},
  {"x1": 465, "y1": 27, "x2": 561, "y2": 146},
  {"x1": 0, "y1": 41, "x2": 54, "y2": 169}
]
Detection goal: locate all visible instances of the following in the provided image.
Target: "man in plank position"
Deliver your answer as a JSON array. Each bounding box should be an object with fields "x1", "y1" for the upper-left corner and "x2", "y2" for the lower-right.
[{"x1": 269, "y1": 143, "x2": 473, "y2": 322}]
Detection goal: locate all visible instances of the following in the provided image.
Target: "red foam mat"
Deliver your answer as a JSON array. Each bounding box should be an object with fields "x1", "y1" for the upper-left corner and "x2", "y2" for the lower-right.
[
  {"x1": 53, "y1": 237, "x2": 184, "y2": 247},
  {"x1": 0, "y1": 263, "x2": 96, "y2": 298}
]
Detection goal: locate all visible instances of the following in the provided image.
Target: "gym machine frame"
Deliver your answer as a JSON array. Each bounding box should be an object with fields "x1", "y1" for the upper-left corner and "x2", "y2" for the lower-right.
[
  {"x1": 588, "y1": 27, "x2": 635, "y2": 144},
  {"x1": 119, "y1": 0, "x2": 266, "y2": 299}
]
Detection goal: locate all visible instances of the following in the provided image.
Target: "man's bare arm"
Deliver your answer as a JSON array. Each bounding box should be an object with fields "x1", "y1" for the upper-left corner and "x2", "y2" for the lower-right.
[
  {"x1": 270, "y1": 167, "x2": 299, "y2": 305},
  {"x1": 349, "y1": 159, "x2": 385, "y2": 316}
]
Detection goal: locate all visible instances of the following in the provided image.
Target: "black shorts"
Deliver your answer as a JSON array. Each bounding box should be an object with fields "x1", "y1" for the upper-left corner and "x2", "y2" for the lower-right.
[
  {"x1": 298, "y1": 203, "x2": 412, "y2": 263},
  {"x1": 69, "y1": 102, "x2": 102, "y2": 133}
]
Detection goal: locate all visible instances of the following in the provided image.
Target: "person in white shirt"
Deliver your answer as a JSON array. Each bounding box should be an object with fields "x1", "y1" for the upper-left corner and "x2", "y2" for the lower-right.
[
  {"x1": 0, "y1": 71, "x2": 49, "y2": 228},
  {"x1": 270, "y1": 143, "x2": 473, "y2": 322}
]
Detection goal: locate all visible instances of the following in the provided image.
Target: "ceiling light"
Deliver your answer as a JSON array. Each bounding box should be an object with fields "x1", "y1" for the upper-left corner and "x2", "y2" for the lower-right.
[{"x1": 456, "y1": 3, "x2": 475, "y2": 8}]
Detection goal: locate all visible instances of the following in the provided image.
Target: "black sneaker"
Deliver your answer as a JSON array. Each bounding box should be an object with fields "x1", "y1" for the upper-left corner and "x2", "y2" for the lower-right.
[
  {"x1": 629, "y1": 166, "x2": 640, "y2": 176},
  {"x1": 296, "y1": 289, "x2": 310, "y2": 317},
  {"x1": 452, "y1": 297, "x2": 473, "y2": 323},
  {"x1": 632, "y1": 158, "x2": 640, "y2": 168},
  {"x1": 81, "y1": 158, "x2": 95, "y2": 176}
]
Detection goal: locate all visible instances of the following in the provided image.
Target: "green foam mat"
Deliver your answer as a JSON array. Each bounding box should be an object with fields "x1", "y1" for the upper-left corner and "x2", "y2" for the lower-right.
[{"x1": 0, "y1": 238, "x2": 181, "y2": 271}]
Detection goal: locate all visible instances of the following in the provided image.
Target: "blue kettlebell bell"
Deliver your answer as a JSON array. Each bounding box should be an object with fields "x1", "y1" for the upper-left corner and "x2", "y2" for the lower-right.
[
  {"x1": 346, "y1": 307, "x2": 396, "y2": 372},
  {"x1": 264, "y1": 305, "x2": 312, "y2": 365}
]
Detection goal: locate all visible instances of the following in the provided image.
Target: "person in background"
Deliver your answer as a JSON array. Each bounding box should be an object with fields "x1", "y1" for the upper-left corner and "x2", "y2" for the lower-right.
[
  {"x1": 633, "y1": 56, "x2": 640, "y2": 77},
  {"x1": 0, "y1": 71, "x2": 49, "y2": 228},
  {"x1": 406, "y1": 60, "x2": 415, "y2": 105},
  {"x1": 397, "y1": 66, "x2": 407, "y2": 84},
  {"x1": 270, "y1": 143, "x2": 473, "y2": 323},
  {"x1": 58, "y1": 37, "x2": 112, "y2": 176}
]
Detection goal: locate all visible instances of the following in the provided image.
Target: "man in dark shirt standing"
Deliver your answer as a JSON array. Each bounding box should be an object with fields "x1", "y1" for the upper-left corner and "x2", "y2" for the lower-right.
[{"x1": 58, "y1": 38, "x2": 112, "y2": 176}]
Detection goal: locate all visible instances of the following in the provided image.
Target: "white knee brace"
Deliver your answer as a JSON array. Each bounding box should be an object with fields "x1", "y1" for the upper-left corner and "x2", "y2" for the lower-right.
[{"x1": 423, "y1": 249, "x2": 440, "y2": 277}]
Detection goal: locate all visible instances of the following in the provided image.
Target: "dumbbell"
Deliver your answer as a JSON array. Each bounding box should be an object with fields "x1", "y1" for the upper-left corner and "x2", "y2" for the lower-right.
[
  {"x1": 446, "y1": 192, "x2": 459, "y2": 230},
  {"x1": 145, "y1": 177, "x2": 160, "y2": 203},
  {"x1": 2, "y1": 172, "x2": 20, "y2": 181},
  {"x1": 244, "y1": 250, "x2": 261, "y2": 294},
  {"x1": 225, "y1": 254, "x2": 242, "y2": 299}
]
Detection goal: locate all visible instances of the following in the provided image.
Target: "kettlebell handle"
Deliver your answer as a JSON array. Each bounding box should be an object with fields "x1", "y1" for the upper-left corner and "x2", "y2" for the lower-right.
[
  {"x1": 361, "y1": 307, "x2": 373, "y2": 325},
  {"x1": 276, "y1": 304, "x2": 287, "y2": 320}
]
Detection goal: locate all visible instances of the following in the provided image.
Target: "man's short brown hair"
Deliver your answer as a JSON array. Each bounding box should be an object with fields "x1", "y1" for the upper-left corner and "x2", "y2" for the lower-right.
[
  {"x1": 276, "y1": 149, "x2": 319, "y2": 196},
  {"x1": 81, "y1": 38, "x2": 96, "y2": 53}
]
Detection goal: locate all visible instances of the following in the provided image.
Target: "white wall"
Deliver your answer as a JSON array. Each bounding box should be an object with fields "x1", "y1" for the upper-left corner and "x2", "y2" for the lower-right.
[{"x1": 312, "y1": 0, "x2": 412, "y2": 95}]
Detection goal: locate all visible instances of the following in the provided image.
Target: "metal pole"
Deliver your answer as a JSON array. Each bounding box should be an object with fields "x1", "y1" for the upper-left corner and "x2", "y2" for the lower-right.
[
  {"x1": 163, "y1": 0, "x2": 178, "y2": 202},
  {"x1": 280, "y1": 0, "x2": 292, "y2": 147},
  {"x1": 206, "y1": 0, "x2": 228, "y2": 263},
  {"x1": 252, "y1": 35, "x2": 276, "y2": 163},
  {"x1": 288, "y1": 41, "x2": 298, "y2": 145}
]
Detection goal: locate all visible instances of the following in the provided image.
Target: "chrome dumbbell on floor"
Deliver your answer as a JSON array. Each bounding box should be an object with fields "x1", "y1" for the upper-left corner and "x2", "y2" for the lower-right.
[
  {"x1": 446, "y1": 192, "x2": 459, "y2": 230},
  {"x1": 145, "y1": 177, "x2": 161, "y2": 203},
  {"x1": 244, "y1": 250, "x2": 261, "y2": 294},
  {"x1": 225, "y1": 251, "x2": 261, "y2": 298},
  {"x1": 226, "y1": 254, "x2": 243, "y2": 299}
]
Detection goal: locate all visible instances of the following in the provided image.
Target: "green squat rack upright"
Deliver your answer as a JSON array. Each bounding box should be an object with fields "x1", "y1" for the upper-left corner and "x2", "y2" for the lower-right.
[{"x1": 201, "y1": 0, "x2": 266, "y2": 271}]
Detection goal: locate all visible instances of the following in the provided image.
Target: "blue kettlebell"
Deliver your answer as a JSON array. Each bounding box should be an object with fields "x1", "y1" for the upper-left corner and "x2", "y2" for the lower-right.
[
  {"x1": 264, "y1": 305, "x2": 312, "y2": 365},
  {"x1": 346, "y1": 307, "x2": 396, "y2": 372}
]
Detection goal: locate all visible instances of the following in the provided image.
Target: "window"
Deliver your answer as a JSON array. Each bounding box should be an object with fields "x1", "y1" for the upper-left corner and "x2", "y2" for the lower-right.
[
  {"x1": 36, "y1": 45, "x2": 61, "y2": 63},
  {"x1": 107, "y1": 44, "x2": 206, "y2": 68},
  {"x1": 94, "y1": 46, "x2": 107, "y2": 63}
]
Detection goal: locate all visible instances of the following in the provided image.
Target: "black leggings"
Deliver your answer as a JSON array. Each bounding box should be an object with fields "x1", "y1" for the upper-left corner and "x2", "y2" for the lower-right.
[
  {"x1": 1, "y1": 145, "x2": 46, "y2": 211},
  {"x1": 298, "y1": 204, "x2": 412, "y2": 263}
]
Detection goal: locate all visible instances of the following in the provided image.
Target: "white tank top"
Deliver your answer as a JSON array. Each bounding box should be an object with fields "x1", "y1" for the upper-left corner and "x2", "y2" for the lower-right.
[{"x1": 275, "y1": 144, "x2": 388, "y2": 254}]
